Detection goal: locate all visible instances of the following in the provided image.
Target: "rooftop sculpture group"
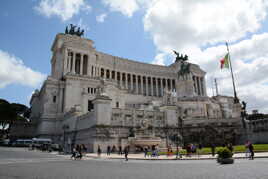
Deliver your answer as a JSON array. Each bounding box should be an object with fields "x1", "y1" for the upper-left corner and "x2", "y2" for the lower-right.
[
  {"x1": 173, "y1": 50, "x2": 188, "y2": 62},
  {"x1": 173, "y1": 50, "x2": 191, "y2": 79},
  {"x1": 65, "y1": 24, "x2": 84, "y2": 37}
]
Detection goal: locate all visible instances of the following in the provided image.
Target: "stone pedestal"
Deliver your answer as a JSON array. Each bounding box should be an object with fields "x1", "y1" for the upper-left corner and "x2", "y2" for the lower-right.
[{"x1": 93, "y1": 95, "x2": 112, "y2": 125}]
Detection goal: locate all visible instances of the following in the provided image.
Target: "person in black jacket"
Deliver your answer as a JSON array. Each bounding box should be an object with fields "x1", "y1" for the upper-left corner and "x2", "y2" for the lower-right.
[
  {"x1": 248, "y1": 143, "x2": 254, "y2": 160},
  {"x1": 124, "y1": 146, "x2": 129, "y2": 161}
]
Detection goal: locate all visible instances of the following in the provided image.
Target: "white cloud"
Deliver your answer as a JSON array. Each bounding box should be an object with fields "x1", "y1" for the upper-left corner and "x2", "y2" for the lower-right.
[
  {"x1": 0, "y1": 50, "x2": 46, "y2": 89},
  {"x1": 101, "y1": 0, "x2": 154, "y2": 17},
  {"x1": 151, "y1": 53, "x2": 166, "y2": 65},
  {"x1": 96, "y1": 13, "x2": 107, "y2": 23},
  {"x1": 35, "y1": 0, "x2": 91, "y2": 21},
  {"x1": 144, "y1": 0, "x2": 268, "y2": 51},
  {"x1": 190, "y1": 33, "x2": 268, "y2": 113},
  {"x1": 101, "y1": 0, "x2": 139, "y2": 17}
]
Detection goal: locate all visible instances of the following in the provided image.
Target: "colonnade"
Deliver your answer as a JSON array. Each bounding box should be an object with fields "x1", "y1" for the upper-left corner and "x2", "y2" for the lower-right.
[
  {"x1": 192, "y1": 76, "x2": 205, "y2": 96},
  {"x1": 65, "y1": 51, "x2": 176, "y2": 97},
  {"x1": 66, "y1": 52, "x2": 88, "y2": 75}
]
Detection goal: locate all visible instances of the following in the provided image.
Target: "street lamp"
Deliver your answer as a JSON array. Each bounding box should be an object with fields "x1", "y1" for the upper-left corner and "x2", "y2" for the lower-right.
[
  {"x1": 176, "y1": 116, "x2": 184, "y2": 159},
  {"x1": 62, "y1": 124, "x2": 69, "y2": 154}
]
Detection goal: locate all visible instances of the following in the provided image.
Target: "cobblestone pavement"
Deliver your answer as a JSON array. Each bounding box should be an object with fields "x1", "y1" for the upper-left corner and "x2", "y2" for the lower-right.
[{"x1": 1, "y1": 147, "x2": 268, "y2": 179}]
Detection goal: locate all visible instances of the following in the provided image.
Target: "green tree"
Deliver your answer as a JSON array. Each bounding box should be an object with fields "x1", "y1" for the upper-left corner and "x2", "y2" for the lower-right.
[{"x1": 0, "y1": 99, "x2": 30, "y2": 137}]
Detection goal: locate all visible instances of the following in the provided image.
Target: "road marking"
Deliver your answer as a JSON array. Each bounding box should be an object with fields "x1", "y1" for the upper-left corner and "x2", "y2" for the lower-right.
[{"x1": 0, "y1": 158, "x2": 69, "y2": 165}]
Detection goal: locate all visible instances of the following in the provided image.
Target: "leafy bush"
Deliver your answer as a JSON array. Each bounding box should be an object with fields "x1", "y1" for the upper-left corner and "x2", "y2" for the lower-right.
[{"x1": 217, "y1": 147, "x2": 233, "y2": 159}]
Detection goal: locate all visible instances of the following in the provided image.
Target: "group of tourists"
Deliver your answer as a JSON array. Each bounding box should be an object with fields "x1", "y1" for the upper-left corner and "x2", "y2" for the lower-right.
[
  {"x1": 70, "y1": 144, "x2": 87, "y2": 160},
  {"x1": 97, "y1": 145, "x2": 130, "y2": 161},
  {"x1": 79, "y1": 141, "x2": 256, "y2": 161},
  {"x1": 144, "y1": 145, "x2": 160, "y2": 158}
]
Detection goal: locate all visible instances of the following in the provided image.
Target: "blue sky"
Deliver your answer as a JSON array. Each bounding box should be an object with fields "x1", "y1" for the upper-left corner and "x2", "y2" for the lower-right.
[{"x1": 1, "y1": 0, "x2": 268, "y2": 113}]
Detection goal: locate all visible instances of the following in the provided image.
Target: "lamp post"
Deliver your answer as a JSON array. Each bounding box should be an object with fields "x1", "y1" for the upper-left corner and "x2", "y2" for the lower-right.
[
  {"x1": 62, "y1": 124, "x2": 69, "y2": 154},
  {"x1": 176, "y1": 116, "x2": 184, "y2": 159}
]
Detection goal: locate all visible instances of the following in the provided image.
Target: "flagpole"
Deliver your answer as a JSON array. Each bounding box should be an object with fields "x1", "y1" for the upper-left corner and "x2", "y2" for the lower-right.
[{"x1": 226, "y1": 42, "x2": 239, "y2": 103}]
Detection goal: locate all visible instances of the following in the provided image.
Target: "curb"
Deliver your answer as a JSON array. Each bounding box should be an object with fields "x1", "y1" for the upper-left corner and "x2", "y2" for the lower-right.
[{"x1": 85, "y1": 155, "x2": 268, "y2": 161}]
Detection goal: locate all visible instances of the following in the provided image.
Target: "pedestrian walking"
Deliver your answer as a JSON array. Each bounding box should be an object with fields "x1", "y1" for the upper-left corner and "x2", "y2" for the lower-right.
[
  {"x1": 107, "y1": 145, "x2": 111, "y2": 156},
  {"x1": 211, "y1": 143, "x2": 215, "y2": 157},
  {"x1": 76, "y1": 145, "x2": 82, "y2": 159},
  {"x1": 124, "y1": 146, "x2": 129, "y2": 161},
  {"x1": 227, "y1": 143, "x2": 233, "y2": 153},
  {"x1": 97, "y1": 145, "x2": 102, "y2": 157},
  {"x1": 118, "y1": 146, "x2": 123, "y2": 155},
  {"x1": 245, "y1": 141, "x2": 250, "y2": 157},
  {"x1": 144, "y1": 147, "x2": 148, "y2": 158},
  {"x1": 70, "y1": 147, "x2": 76, "y2": 160},
  {"x1": 111, "y1": 145, "x2": 116, "y2": 153},
  {"x1": 248, "y1": 143, "x2": 254, "y2": 160},
  {"x1": 198, "y1": 143, "x2": 203, "y2": 157},
  {"x1": 155, "y1": 145, "x2": 159, "y2": 158}
]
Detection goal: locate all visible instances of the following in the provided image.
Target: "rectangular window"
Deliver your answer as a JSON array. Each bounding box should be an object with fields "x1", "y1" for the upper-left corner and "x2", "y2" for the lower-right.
[{"x1": 116, "y1": 102, "x2": 119, "y2": 108}]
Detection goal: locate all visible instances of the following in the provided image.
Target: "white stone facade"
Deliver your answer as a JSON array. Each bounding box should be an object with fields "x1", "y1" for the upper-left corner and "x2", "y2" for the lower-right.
[{"x1": 30, "y1": 34, "x2": 243, "y2": 152}]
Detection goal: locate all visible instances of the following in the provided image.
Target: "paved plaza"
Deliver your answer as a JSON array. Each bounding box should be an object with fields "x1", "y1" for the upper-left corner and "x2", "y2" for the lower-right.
[{"x1": 1, "y1": 147, "x2": 268, "y2": 179}]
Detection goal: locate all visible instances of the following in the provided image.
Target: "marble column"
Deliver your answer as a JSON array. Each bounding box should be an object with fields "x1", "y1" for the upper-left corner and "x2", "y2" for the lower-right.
[
  {"x1": 141, "y1": 76, "x2": 144, "y2": 95},
  {"x1": 80, "y1": 54, "x2": 83, "y2": 75},
  {"x1": 136, "y1": 75, "x2": 139, "y2": 94},
  {"x1": 151, "y1": 77, "x2": 154, "y2": 96},
  {"x1": 145, "y1": 76, "x2": 149, "y2": 96},
  {"x1": 165, "y1": 79, "x2": 168, "y2": 91},
  {"x1": 200, "y1": 77, "x2": 204, "y2": 96},
  {"x1": 72, "y1": 52, "x2": 76, "y2": 74},
  {"x1": 156, "y1": 78, "x2": 159, "y2": 97},
  {"x1": 130, "y1": 74, "x2": 133, "y2": 92},
  {"x1": 160, "y1": 78, "x2": 163, "y2": 96},
  {"x1": 119, "y1": 73, "x2": 123, "y2": 88},
  {"x1": 64, "y1": 49, "x2": 68, "y2": 74},
  {"x1": 197, "y1": 77, "x2": 201, "y2": 95}
]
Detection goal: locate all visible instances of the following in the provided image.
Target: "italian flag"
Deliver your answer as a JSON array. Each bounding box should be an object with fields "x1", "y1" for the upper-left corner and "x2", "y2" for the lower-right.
[{"x1": 220, "y1": 53, "x2": 229, "y2": 69}]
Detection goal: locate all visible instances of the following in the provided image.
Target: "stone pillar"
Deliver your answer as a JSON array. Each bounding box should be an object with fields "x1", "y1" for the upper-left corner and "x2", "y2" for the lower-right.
[
  {"x1": 119, "y1": 73, "x2": 122, "y2": 88},
  {"x1": 92, "y1": 66, "x2": 95, "y2": 77},
  {"x1": 160, "y1": 78, "x2": 163, "y2": 97},
  {"x1": 201, "y1": 77, "x2": 205, "y2": 96},
  {"x1": 197, "y1": 77, "x2": 201, "y2": 96},
  {"x1": 130, "y1": 74, "x2": 133, "y2": 92},
  {"x1": 165, "y1": 79, "x2": 168, "y2": 91},
  {"x1": 115, "y1": 71, "x2": 117, "y2": 82},
  {"x1": 156, "y1": 78, "x2": 159, "y2": 97},
  {"x1": 72, "y1": 52, "x2": 76, "y2": 74},
  {"x1": 104, "y1": 68, "x2": 106, "y2": 79},
  {"x1": 202, "y1": 77, "x2": 207, "y2": 96},
  {"x1": 80, "y1": 54, "x2": 83, "y2": 75},
  {"x1": 135, "y1": 75, "x2": 138, "y2": 94},
  {"x1": 145, "y1": 76, "x2": 149, "y2": 96},
  {"x1": 63, "y1": 48, "x2": 68, "y2": 75},
  {"x1": 151, "y1": 77, "x2": 154, "y2": 96},
  {"x1": 141, "y1": 76, "x2": 144, "y2": 95}
]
